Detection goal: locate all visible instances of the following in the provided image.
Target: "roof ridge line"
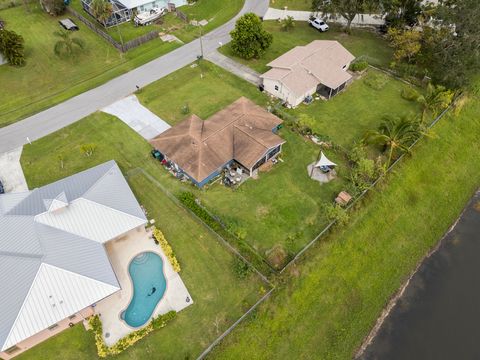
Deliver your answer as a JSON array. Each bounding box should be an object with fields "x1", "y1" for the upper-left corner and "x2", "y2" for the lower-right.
[
  {"x1": 1, "y1": 262, "x2": 42, "y2": 351},
  {"x1": 233, "y1": 124, "x2": 269, "y2": 149},
  {"x1": 81, "y1": 161, "x2": 117, "y2": 199},
  {"x1": 201, "y1": 111, "x2": 245, "y2": 142}
]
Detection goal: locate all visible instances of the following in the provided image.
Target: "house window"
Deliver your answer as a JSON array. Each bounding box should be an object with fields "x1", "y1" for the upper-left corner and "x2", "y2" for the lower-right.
[
  {"x1": 274, "y1": 85, "x2": 279, "y2": 91},
  {"x1": 48, "y1": 323, "x2": 59, "y2": 331},
  {"x1": 5, "y1": 346, "x2": 20, "y2": 355}
]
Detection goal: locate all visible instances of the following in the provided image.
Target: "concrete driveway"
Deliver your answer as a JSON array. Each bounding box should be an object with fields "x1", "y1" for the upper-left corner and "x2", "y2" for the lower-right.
[
  {"x1": 0, "y1": 147, "x2": 28, "y2": 193},
  {"x1": 102, "y1": 95, "x2": 171, "y2": 140}
]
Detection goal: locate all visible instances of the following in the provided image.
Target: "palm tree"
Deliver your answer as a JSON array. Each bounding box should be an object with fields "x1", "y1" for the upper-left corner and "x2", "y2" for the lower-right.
[
  {"x1": 280, "y1": 16, "x2": 295, "y2": 32},
  {"x1": 53, "y1": 30, "x2": 86, "y2": 58},
  {"x1": 417, "y1": 83, "x2": 454, "y2": 122},
  {"x1": 363, "y1": 116, "x2": 422, "y2": 168},
  {"x1": 90, "y1": 0, "x2": 113, "y2": 27}
]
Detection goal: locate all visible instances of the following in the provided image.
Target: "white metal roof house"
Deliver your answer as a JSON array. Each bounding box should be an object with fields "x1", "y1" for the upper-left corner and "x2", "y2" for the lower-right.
[
  {"x1": 80, "y1": 0, "x2": 186, "y2": 27},
  {"x1": 0, "y1": 161, "x2": 147, "y2": 359},
  {"x1": 261, "y1": 40, "x2": 355, "y2": 107}
]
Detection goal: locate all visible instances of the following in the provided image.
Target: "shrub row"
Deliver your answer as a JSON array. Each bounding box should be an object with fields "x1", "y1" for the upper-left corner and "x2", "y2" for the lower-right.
[
  {"x1": 152, "y1": 226, "x2": 181, "y2": 272},
  {"x1": 349, "y1": 60, "x2": 369, "y2": 72},
  {"x1": 177, "y1": 192, "x2": 272, "y2": 274},
  {"x1": 89, "y1": 311, "x2": 177, "y2": 357}
]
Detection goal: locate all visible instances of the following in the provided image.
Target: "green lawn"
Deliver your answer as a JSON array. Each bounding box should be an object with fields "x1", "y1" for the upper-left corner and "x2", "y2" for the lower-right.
[
  {"x1": 219, "y1": 21, "x2": 394, "y2": 73},
  {"x1": 137, "y1": 61, "x2": 417, "y2": 264},
  {"x1": 69, "y1": 0, "x2": 244, "y2": 44},
  {"x1": 209, "y1": 95, "x2": 480, "y2": 359},
  {"x1": 269, "y1": 0, "x2": 311, "y2": 10},
  {"x1": 0, "y1": 5, "x2": 180, "y2": 127},
  {"x1": 0, "y1": 0, "x2": 244, "y2": 126},
  {"x1": 18, "y1": 113, "x2": 266, "y2": 360},
  {"x1": 137, "y1": 60, "x2": 271, "y2": 125},
  {"x1": 287, "y1": 69, "x2": 422, "y2": 147}
]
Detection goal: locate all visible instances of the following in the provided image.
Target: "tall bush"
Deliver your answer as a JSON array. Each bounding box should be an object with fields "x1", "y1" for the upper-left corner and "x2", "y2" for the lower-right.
[
  {"x1": 0, "y1": 29, "x2": 25, "y2": 66},
  {"x1": 230, "y1": 13, "x2": 273, "y2": 59}
]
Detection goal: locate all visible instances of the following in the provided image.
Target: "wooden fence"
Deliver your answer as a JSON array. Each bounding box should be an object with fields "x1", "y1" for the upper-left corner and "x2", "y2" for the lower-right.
[{"x1": 67, "y1": 7, "x2": 158, "y2": 53}]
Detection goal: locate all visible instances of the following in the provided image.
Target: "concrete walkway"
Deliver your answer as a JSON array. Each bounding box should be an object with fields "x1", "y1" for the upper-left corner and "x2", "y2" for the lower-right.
[
  {"x1": 206, "y1": 50, "x2": 262, "y2": 85},
  {"x1": 102, "y1": 95, "x2": 170, "y2": 140},
  {"x1": 0, "y1": 0, "x2": 269, "y2": 154},
  {"x1": 264, "y1": 8, "x2": 385, "y2": 26},
  {"x1": 0, "y1": 147, "x2": 28, "y2": 193}
]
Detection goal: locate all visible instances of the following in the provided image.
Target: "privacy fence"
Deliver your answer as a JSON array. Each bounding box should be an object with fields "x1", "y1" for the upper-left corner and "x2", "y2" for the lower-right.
[{"x1": 67, "y1": 7, "x2": 159, "y2": 52}]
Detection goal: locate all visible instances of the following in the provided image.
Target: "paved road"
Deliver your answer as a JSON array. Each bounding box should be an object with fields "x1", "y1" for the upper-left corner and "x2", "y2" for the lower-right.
[
  {"x1": 264, "y1": 8, "x2": 385, "y2": 26},
  {"x1": 0, "y1": 0, "x2": 269, "y2": 153}
]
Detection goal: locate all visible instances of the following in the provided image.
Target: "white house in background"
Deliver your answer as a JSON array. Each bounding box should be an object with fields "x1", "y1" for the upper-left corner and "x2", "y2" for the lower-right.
[
  {"x1": 261, "y1": 40, "x2": 355, "y2": 107},
  {"x1": 81, "y1": 0, "x2": 186, "y2": 27},
  {"x1": 0, "y1": 161, "x2": 147, "y2": 359}
]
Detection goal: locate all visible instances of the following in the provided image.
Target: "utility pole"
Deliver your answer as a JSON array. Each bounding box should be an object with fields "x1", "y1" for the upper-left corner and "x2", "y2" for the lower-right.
[{"x1": 199, "y1": 24, "x2": 204, "y2": 59}]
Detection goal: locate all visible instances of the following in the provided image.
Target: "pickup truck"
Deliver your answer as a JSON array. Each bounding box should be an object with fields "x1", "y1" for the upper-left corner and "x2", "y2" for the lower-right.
[{"x1": 309, "y1": 17, "x2": 329, "y2": 32}]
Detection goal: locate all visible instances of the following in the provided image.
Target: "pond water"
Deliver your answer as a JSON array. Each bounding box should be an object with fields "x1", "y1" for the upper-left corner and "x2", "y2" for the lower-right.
[
  {"x1": 122, "y1": 252, "x2": 167, "y2": 328},
  {"x1": 360, "y1": 191, "x2": 480, "y2": 360}
]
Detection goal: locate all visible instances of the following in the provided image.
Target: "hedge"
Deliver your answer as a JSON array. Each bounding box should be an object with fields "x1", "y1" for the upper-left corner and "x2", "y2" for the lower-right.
[
  {"x1": 177, "y1": 192, "x2": 273, "y2": 274},
  {"x1": 152, "y1": 227, "x2": 181, "y2": 272},
  {"x1": 89, "y1": 311, "x2": 177, "y2": 357}
]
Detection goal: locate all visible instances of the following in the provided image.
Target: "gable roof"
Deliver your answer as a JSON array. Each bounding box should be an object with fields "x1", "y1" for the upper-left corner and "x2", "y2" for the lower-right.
[
  {"x1": 261, "y1": 40, "x2": 355, "y2": 95},
  {"x1": 0, "y1": 161, "x2": 147, "y2": 351},
  {"x1": 150, "y1": 97, "x2": 285, "y2": 183}
]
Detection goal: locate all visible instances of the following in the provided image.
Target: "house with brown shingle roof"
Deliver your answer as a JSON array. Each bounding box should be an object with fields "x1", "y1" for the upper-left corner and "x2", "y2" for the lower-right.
[
  {"x1": 149, "y1": 97, "x2": 285, "y2": 187},
  {"x1": 261, "y1": 40, "x2": 355, "y2": 107}
]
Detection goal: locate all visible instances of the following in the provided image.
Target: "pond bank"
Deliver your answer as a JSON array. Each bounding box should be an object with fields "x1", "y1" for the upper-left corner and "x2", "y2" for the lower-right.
[{"x1": 357, "y1": 190, "x2": 480, "y2": 360}]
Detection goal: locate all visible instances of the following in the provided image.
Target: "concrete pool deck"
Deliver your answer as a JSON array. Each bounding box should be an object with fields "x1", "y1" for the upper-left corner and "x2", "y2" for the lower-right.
[{"x1": 95, "y1": 227, "x2": 193, "y2": 346}]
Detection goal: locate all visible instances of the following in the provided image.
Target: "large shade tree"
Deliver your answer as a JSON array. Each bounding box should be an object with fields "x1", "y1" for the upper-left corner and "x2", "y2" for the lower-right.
[
  {"x1": 230, "y1": 13, "x2": 273, "y2": 59},
  {"x1": 312, "y1": 0, "x2": 379, "y2": 33},
  {"x1": 421, "y1": 0, "x2": 480, "y2": 89},
  {"x1": 380, "y1": 0, "x2": 423, "y2": 27}
]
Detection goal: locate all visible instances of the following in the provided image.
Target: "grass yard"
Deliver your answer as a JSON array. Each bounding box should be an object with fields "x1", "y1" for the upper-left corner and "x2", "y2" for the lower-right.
[
  {"x1": 71, "y1": 0, "x2": 244, "y2": 44},
  {"x1": 269, "y1": 0, "x2": 311, "y2": 10},
  {"x1": 18, "y1": 113, "x2": 266, "y2": 360},
  {"x1": 0, "y1": 0, "x2": 244, "y2": 126},
  {"x1": 137, "y1": 61, "x2": 271, "y2": 125},
  {"x1": 0, "y1": 4, "x2": 180, "y2": 127},
  {"x1": 209, "y1": 94, "x2": 480, "y2": 359},
  {"x1": 287, "y1": 69, "x2": 423, "y2": 147},
  {"x1": 219, "y1": 21, "x2": 394, "y2": 73},
  {"x1": 137, "y1": 61, "x2": 348, "y2": 261},
  {"x1": 136, "y1": 61, "x2": 419, "y2": 265}
]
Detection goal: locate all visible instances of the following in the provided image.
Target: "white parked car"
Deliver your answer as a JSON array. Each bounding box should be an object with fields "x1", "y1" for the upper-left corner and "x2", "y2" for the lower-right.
[
  {"x1": 309, "y1": 17, "x2": 329, "y2": 32},
  {"x1": 134, "y1": 7, "x2": 167, "y2": 26}
]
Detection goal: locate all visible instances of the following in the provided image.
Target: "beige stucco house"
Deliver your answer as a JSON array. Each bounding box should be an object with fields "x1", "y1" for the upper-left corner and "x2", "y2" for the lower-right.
[{"x1": 261, "y1": 40, "x2": 355, "y2": 107}]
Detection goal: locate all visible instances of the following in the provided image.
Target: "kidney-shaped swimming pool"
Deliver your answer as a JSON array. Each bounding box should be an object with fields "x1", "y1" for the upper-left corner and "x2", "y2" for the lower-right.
[{"x1": 121, "y1": 252, "x2": 167, "y2": 328}]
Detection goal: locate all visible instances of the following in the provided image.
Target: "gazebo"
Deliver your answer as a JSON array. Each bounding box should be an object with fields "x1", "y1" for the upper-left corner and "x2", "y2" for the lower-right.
[{"x1": 308, "y1": 152, "x2": 337, "y2": 183}]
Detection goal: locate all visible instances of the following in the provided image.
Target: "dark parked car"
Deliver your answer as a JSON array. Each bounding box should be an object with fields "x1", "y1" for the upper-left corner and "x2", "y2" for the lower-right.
[{"x1": 0, "y1": 180, "x2": 4, "y2": 194}]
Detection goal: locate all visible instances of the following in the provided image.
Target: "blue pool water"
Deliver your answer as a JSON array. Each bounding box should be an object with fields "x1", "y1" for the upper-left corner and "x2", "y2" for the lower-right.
[{"x1": 122, "y1": 252, "x2": 167, "y2": 328}]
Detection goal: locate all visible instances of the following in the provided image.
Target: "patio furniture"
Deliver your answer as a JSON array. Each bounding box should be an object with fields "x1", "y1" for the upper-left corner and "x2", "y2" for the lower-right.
[{"x1": 335, "y1": 191, "x2": 352, "y2": 206}]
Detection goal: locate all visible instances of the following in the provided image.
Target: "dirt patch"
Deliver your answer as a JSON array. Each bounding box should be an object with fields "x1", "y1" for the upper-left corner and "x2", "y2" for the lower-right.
[
  {"x1": 256, "y1": 205, "x2": 270, "y2": 218},
  {"x1": 265, "y1": 245, "x2": 288, "y2": 269}
]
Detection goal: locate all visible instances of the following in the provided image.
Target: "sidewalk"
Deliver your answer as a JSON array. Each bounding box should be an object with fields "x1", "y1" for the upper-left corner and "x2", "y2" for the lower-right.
[
  {"x1": 206, "y1": 51, "x2": 262, "y2": 85},
  {"x1": 264, "y1": 8, "x2": 385, "y2": 26}
]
